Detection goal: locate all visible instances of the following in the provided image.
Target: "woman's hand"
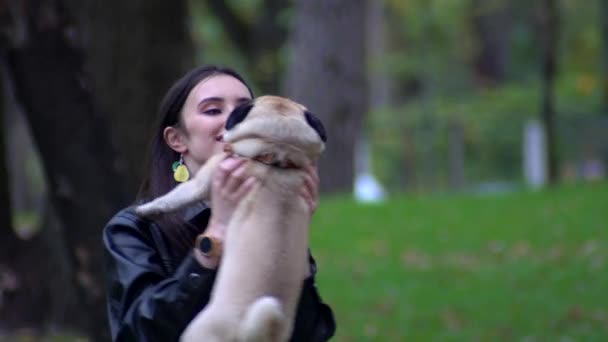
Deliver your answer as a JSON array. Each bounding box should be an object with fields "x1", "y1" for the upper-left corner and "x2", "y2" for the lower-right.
[
  {"x1": 209, "y1": 157, "x2": 257, "y2": 230},
  {"x1": 300, "y1": 163, "x2": 320, "y2": 217},
  {"x1": 195, "y1": 157, "x2": 257, "y2": 269}
]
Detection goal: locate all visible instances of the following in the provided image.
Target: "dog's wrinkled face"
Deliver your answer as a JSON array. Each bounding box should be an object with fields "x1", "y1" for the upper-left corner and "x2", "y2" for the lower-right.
[{"x1": 222, "y1": 96, "x2": 326, "y2": 168}]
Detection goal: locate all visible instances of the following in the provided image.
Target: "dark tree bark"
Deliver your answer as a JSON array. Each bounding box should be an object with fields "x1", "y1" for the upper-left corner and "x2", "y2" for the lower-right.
[
  {"x1": 0, "y1": 51, "x2": 12, "y2": 261},
  {"x1": 0, "y1": 0, "x2": 195, "y2": 339},
  {"x1": 0, "y1": 233, "x2": 55, "y2": 331},
  {"x1": 284, "y1": 0, "x2": 368, "y2": 194},
  {"x1": 601, "y1": 0, "x2": 608, "y2": 116},
  {"x1": 0, "y1": 46, "x2": 66, "y2": 333},
  {"x1": 2, "y1": 0, "x2": 129, "y2": 339},
  {"x1": 0, "y1": 28, "x2": 57, "y2": 332},
  {"x1": 539, "y1": 0, "x2": 560, "y2": 185},
  {"x1": 471, "y1": 0, "x2": 512, "y2": 87},
  {"x1": 68, "y1": 0, "x2": 195, "y2": 196}
]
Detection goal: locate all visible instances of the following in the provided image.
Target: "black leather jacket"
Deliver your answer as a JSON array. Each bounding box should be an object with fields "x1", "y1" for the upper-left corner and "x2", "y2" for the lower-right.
[{"x1": 102, "y1": 206, "x2": 335, "y2": 342}]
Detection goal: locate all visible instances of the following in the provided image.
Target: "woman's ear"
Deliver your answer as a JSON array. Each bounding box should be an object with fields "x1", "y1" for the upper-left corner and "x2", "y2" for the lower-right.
[{"x1": 163, "y1": 126, "x2": 188, "y2": 153}]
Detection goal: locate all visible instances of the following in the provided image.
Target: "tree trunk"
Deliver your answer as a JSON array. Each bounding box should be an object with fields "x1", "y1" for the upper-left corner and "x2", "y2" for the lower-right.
[
  {"x1": 471, "y1": 0, "x2": 512, "y2": 87},
  {"x1": 284, "y1": 0, "x2": 368, "y2": 193},
  {"x1": 448, "y1": 119, "x2": 465, "y2": 190},
  {"x1": 0, "y1": 51, "x2": 13, "y2": 261},
  {"x1": 539, "y1": 0, "x2": 559, "y2": 185},
  {"x1": 4, "y1": 1, "x2": 130, "y2": 339},
  {"x1": 0, "y1": 48, "x2": 56, "y2": 332},
  {"x1": 69, "y1": 0, "x2": 195, "y2": 196},
  {"x1": 601, "y1": 0, "x2": 608, "y2": 115}
]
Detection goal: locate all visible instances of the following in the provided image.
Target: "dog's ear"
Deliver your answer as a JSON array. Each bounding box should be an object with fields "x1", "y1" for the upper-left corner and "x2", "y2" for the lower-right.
[
  {"x1": 225, "y1": 102, "x2": 254, "y2": 130},
  {"x1": 305, "y1": 111, "x2": 327, "y2": 143}
]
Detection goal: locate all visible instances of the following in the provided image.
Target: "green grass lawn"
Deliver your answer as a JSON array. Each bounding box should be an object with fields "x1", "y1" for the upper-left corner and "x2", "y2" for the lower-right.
[{"x1": 310, "y1": 181, "x2": 608, "y2": 341}]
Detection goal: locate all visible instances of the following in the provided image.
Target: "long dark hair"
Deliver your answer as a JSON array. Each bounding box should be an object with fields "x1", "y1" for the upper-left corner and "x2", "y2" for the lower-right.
[{"x1": 138, "y1": 65, "x2": 254, "y2": 258}]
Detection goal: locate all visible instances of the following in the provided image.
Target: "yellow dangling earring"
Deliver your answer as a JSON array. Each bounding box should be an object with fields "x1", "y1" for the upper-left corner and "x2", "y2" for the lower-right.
[{"x1": 172, "y1": 154, "x2": 190, "y2": 182}]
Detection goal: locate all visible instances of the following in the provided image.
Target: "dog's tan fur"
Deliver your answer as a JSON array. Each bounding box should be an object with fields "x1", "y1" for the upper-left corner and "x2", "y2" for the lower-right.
[{"x1": 135, "y1": 96, "x2": 325, "y2": 342}]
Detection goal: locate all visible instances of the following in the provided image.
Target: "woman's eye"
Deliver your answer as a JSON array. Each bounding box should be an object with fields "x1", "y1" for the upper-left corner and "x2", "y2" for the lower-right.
[{"x1": 203, "y1": 108, "x2": 222, "y2": 116}]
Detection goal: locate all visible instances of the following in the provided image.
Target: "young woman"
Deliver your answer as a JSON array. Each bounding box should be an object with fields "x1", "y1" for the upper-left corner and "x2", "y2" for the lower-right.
[{"x1": 102, "y1": 65, "x2": 335, "y2": 341}]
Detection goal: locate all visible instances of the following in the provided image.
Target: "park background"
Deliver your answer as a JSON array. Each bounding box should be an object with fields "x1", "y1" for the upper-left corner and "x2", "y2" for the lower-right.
[{"x1": 0, "y1": 0, "x2": 607, "y2": 341}]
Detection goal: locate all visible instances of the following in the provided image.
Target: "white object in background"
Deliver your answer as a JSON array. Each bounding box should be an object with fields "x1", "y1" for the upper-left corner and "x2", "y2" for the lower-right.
[
  {"x1": 354, "y1": 135, "x2": 386, "y2": 203},
  {"x1": 354, "y1": 172, "x2": 386, "y2": 203},
  {"x1": 523, "y1": 119, "x2": 547, "y2": 189}
]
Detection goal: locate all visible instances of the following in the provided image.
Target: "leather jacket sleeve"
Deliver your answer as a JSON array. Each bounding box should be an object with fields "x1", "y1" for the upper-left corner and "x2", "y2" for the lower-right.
[
  {"x1": 102, "y1": 207, "x2": 335, "y2": 341},
  {"x1": 291, "y1": 256, "x2": 336, "y2": 342},
  {"x1": 103, "y1": 208, "x2": 217, "y2": 342}
]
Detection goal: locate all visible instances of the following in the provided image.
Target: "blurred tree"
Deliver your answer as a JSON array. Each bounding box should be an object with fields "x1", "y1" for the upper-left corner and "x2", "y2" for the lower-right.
[
  {"x1": 1, "y1": 1, "x2": 128, "y2": 339},
  {"x1": 284, "y1": 0, "x2": 368, "y2": 193},
  {"x1": 0, "y1": 3, "x2": 70, "y2": 334},
  {"x1": 601, "y1": 0, "x2": 608, "y2": 115},
  {"x1": 0, "y1": 52, "x2": 12, "y2": 264},
  {"x1": 471, "y1": 0, "x2": 512, "y2": 87},
  {"x1": 0, "y1": 0, "x2": 194, "y2": 340},
  {"x1": 539, "y1": 0, "x2": 560, "y2": 184},
  {"x1": 199, "y1": 0, "x2": 288, "y2": 93},
  {"x1": 69, "y1": 0, "x2": 195, "y2": 196}
]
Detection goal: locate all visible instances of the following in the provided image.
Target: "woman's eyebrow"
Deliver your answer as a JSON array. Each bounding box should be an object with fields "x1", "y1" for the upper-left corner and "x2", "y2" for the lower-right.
[{"x1": 198, "y1": 97, "x2": 224, "y2": 107}]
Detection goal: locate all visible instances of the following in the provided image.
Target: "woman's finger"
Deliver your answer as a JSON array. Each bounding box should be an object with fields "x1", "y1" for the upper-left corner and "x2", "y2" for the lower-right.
[
  {"x1": 300, "y1": 187, "x2": 317, "y2": 215},
  {"x1": 221, "y1": 158, "x2": 247, "y2": 193},
  {"x1": 308, "y1": 163, "x2": 319, "y2": 185},
  {"x1": 233, "y1": 176, "x2": 257, "y2": 200},
  {"x1": 300, "y1": 174, "x2": 319, "y2": 215},
  {"x1": 302, "y1": 173, "x2": 314, "y2": 198}
]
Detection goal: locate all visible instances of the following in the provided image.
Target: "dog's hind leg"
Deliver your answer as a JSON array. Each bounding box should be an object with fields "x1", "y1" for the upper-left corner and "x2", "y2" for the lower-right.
[{"x1": 239, "y1": 296, "x2": 289, "y2": 342}]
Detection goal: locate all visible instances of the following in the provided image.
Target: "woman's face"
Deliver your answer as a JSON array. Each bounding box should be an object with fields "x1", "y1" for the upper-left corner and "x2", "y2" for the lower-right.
[{"x1": 173, "y1": 74, "x2": 252, "y2": 173}]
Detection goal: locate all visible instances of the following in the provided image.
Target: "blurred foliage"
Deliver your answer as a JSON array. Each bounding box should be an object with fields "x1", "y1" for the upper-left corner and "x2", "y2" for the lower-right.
[
  {"x1": 189, "y1": 0, "x2": 251, "y2": 83},
  {"x1": 188, "y1": 0, "x2": 606, "y2": 192},
  {"x1": 370, "y1": 84, "x2": 540, "y2": 190},
  {"x1": 188, "y1": 0, "x2": 291, "y2": 95},
  {"x1": 370, "y1": 0, "x2": 605, "y2": 192}
]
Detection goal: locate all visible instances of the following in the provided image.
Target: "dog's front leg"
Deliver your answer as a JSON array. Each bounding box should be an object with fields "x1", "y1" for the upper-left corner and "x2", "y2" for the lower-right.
[{"x1": 135, "y1": 153, "x2": 226, "y2": 217}]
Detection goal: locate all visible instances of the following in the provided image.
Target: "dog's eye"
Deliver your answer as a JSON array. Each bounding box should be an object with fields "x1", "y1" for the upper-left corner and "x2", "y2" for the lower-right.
[
  {"x1": 305, "y1": 111, "x2": 327, "y2": 142},
  {"x1": 226, "y1": 103, "x2": 253, "y2": 130}
]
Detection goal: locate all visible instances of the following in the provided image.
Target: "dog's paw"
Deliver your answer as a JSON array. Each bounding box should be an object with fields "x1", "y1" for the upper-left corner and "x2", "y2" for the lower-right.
[{"x1": 134, "y1": 202, "x2": 161, "y2": 217}]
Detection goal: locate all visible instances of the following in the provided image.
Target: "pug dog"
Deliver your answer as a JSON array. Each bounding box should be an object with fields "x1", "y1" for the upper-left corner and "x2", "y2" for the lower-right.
[{"x1": 135, "y1": 95, "x2": 327, "y2": 342}]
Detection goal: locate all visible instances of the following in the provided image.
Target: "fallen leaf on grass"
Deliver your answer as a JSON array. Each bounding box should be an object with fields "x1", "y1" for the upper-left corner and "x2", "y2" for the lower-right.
[
  {"x1": 351, "y1": 262, "x2": 370, "y2": 281},
  {"x1": 488, "y1": 240, "x2": 506, "y2": 255},
  {"x1": 364, "y1": 323, "x2": 378, "y2": 338},
  {"x1": 591, "y1": 309, "x2": 608, "y2": 325},
  {"x1": 400, "y1": 249, "x2": 432, "y2": 270},
  {"x1": 442, "y1": 252, "x2": 481, "y2": 271},
  {"x1": 440, "y1": 308, "x2": 466, "y2": 332},
  {"x1": 579, "y1": 239, "x2": 600, "y2": 257},
  {"x1": 366, "y1": 239, "x2": 389, "y2": 257},
  {"x1": 373, "y1": 298, "x2": 396, "y2": 315},
  {"x1": 545, "y1": 245, "x2": 564, "y2": 262},
  {"x1": 589, "y1": 255, "x2": 605, "y2": 271},
  {"x1": 509, "y1": 240, "x2": 530, "y2": 259},
  {"x1": 567, "y1": 305, "x2": 585, "y2": 321}
]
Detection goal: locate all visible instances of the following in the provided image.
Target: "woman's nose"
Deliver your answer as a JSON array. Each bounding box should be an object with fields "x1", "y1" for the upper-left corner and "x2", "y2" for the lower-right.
[{"x1": 218, "y1": 110, "x2": 231, "y2": 128}]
